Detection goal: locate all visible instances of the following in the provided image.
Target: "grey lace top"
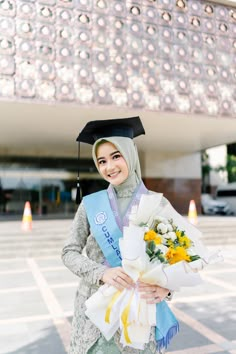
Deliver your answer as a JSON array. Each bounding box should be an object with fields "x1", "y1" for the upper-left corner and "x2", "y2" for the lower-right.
[
  {"x1": 113, "y1": 172, "x2": 140, "y2": 215},
  {"x1": 61, "y1": 182, "x2": 169, "y2": 354}
]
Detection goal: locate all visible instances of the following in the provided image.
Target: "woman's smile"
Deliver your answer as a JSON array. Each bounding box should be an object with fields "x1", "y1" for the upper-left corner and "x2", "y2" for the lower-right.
[{"x1": 108, "y1": 170, "x2": 120, "y2": 177}]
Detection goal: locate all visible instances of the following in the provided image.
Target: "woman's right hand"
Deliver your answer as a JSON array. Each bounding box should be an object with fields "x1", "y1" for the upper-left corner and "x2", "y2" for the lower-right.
[{"x1": 102, "y1": 267, "x2": 134, "y2": 291}]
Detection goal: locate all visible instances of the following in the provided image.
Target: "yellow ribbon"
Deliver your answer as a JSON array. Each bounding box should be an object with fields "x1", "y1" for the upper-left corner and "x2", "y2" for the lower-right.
[
  {"x1": 105, "y1": 290, "x2": 121, "y2": 324},
  {"x1": 121, "y1": 291, "x2": 134, "y2": 344}
]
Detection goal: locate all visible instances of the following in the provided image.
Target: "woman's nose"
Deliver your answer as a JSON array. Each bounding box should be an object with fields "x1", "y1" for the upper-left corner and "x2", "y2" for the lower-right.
[{"x1": 106, "y1": 159, "x2": 115, "y2": 170}]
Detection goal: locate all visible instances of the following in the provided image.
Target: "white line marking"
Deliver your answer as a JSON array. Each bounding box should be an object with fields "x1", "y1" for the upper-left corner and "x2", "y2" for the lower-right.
[
  {"x1": 34, "y1": 256, "x2": 60, "y2": 260},
  {"x1": 0, "y1": 269, "x2": 30, "y2": 275},
  {"x1": 39, "y1": 266, "x2": 65, "y2": 272},
  {"x1": 0, "y1": 312, "x2": 73, "y2": 325},
  {"x1": 167, "y1": 343, "x2": 222, "y2": 354},
  {"x1": 0, "y1": 256, "x2": 61, "y2": 262},
  {"x1": 27, "y1": 258, "x2": 71, "y2": 351},
  {"x1": 201, "y1": 273, "x2": 236, "y2": 291},
  {"x1": 0, "y1": 266, "x2": 65, "y2": 275},
  {"x1": 172, "y1": 291, "x2": 236, "y2": 303},
  {"x1": 0, "y1": 258, "x2": 27, "y2": 263},
  {"x1": 51, "y1": 282, "x2": 77, "y2": 289},
  {"x1": 27, "y1": 258, "x2": 65, "y2": 319},
  {"x1": 0, "y1": 314, "x2": 52, "y2": 325},
  {"x1": 204, "y1": 268, "x2": 236, "y2": 275},
  {"x1": 225, "y1": 259, "x2": 236, "y2": 266},
  {"x1": 0, "y1": 286, "x2": 37, "y2": 294},
  {"x1": 0, "y1": 283, "x2": 77, "y2": 293},
  {"x1": 171, "y1": 305, "x2": 228, "y2": 344}
]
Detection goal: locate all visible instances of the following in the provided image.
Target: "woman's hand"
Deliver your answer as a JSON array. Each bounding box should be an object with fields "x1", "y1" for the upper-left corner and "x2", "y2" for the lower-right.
[
  {"x1": 138, "y1": 281, "x2": 169, "y2": 304},
  {"x1": 102, "y1": 267, "x2": 134, "y2": 291}
]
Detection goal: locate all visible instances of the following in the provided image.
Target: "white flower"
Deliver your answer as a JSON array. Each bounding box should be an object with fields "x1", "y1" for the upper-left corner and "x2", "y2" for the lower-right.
[
  {"x1": 155, "y1": 216, "x2": 168, "y2": 224},
  {"x1": 187, "y1": 246, "x2": 197, "y2": 256},
  {"x1": 166, "y1": 224, "x2": 173, "y2": 232},
  {"x1": 155, "y1": 244, "x2": 168, "y2": 254},
  {"x1": 144, "y1": 226, "x2": 150, "y2": 233},
  {"x1": 167, "y1": 232, "x2": 177, "y2": 241},
  {"x1": 162, "y1": 233, "x2": 169, "y2": 239},
  {"x1": 157, "y1": 223, "x2": 168, "y2": 234}
]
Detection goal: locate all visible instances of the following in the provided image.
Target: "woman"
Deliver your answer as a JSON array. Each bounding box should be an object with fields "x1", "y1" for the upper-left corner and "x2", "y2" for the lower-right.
[{"x1": 62, "y1": 117, "x2": 176, "y2": 354}]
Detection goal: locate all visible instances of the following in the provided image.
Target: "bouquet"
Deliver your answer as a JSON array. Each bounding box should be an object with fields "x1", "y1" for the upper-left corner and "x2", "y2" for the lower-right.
[
  {"x1": 144, "y1": 216, "x2": 200, "y2": 264},
  {"x1": 85, "y1": 193, "x2": 223, "y2": 350}
]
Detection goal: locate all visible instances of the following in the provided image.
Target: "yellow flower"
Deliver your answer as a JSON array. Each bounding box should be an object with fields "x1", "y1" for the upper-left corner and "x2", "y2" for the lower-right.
[
  {"x1": 154, "y1": 235, "x2": 162, "y2": 245},
  {"x1": 144, "y1": 230, "x2": 157, "y2": 241},
  {"x1": 166, "y1": 246, "x2": 191, "y2": 265},
  {"x1": 179, "y1": 235, "x2": 191, "y2": 248},
  {"x1": 166, "y1": 239, "x2": 174, "y2": 247},
  {"x1": 175, "y1": 230, "x2": 191, "y2": 248},
  {"x1": 166, "y1": 247, "x2": 176, "y2": 260},
  {"x1": 176, "y1": 231, "x2": 182, "y2": 238}
]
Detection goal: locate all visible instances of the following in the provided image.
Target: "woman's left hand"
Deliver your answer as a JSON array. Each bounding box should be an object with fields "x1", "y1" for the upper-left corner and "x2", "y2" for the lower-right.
[{"x1": 138, "y1": 281, "x2": 169, "y2": 304}]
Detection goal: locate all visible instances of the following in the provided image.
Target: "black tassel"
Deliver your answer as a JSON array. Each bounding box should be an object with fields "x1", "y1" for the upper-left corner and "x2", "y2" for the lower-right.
[
  {"x1": 75, "y1": 177, "x2": 81, "y2": 204},
  {"x1": 75, "y1": 141, "x2": 82, "y2": 204}
]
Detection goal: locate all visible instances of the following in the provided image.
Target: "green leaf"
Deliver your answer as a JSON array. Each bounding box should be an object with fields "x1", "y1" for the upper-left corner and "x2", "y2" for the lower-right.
[
  {"x1": 149, "y1": 241, "x2": 156, "y2": 252},
  {"x1": 140, "y1": 222, "x2": 148, "y2": 227},
  {"x1": 146, "y1": 248, "x2": 153, "y2": 257},
  {"x1": 190, "y1": 255, "x2": 201, "y2": 262}
]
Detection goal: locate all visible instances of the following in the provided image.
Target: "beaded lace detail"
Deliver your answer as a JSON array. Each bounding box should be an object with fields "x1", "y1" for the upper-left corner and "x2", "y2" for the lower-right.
[{"x1": 113, "y1": 172, "x2": 139, "y2": 198}]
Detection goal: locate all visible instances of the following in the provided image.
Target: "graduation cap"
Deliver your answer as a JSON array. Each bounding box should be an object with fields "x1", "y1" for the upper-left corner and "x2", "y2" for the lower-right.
[
  {"x1": 76, "y1": 116, "x2": 145, "y2": 144},
  {"x1": 75, "y1": 116, "x2": 145, "y2": 203}
]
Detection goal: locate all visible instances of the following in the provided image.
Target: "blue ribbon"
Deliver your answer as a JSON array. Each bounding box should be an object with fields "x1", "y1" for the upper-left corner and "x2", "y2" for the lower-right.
[
  {"x1": 155, "y1": 301, "x2": 179, "y2": 350},
  {"x1": 83, "y1": 190, "x2": 123, "y2": 267}
]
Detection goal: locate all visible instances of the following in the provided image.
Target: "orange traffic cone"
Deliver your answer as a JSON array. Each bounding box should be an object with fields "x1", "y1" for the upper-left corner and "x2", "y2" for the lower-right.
[
  {"x1": 22, "y1": 201, "x2": 32, "y2": 231},
  {"x1": 188, "y1": 199, "x2": 198, "y2": 225}
]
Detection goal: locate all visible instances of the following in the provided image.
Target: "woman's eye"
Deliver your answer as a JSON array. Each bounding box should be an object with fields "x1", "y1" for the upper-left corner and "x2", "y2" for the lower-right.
[
  {"x1": 113, "y1": 154, "x2": 121, "y2": 160},
  {"x1": 98, "y1": 159, "x2": 106, "y2": 165}
]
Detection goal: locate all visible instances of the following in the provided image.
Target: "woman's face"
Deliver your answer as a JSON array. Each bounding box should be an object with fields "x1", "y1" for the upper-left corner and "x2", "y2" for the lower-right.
[{"x1": 96, "y1": 141, "x2": 129, "y2": 185}]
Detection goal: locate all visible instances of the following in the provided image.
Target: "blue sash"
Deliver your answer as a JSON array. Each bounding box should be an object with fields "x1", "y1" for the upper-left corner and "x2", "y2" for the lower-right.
[
  {"x1": 83, "y1": 188, "x2": 179, "y2": 350},
  {"x1": 83, "y1": 190, "x2": 122, "y2": 267}
]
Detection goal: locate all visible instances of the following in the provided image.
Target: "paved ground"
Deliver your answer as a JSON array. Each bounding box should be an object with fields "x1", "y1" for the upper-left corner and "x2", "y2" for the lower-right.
[{"x1": 0, "y1": 216, "x2": 236, "y2": 354}]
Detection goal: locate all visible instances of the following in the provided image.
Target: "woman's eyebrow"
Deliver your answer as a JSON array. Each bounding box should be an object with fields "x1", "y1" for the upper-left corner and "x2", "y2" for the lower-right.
[
  {"x1": 110, "y1": 150, "x2": 120, "y2": 156},
  {"x1": 97, "y1": 150, "x2": 120, "y2": 161}
]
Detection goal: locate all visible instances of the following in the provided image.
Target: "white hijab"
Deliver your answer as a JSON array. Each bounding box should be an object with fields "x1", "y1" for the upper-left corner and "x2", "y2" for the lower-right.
[
  {"x1": 92, "y1": 136, "x2": 142, "y2": 184},
  {"x1": 92, "y1": 137, "x2": 142, "y2": 215}
]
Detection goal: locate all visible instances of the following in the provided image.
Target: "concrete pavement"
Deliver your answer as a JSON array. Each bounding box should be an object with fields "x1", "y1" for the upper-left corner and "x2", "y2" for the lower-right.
[{"x1": 0, "y1": 217, "x2": 236, "y2": 354}]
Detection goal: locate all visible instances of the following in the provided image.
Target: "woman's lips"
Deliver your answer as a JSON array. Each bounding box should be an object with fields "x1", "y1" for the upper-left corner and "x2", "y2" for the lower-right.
[{"x1": 108, "y1": 171, "x2": 120, "y2": 178}]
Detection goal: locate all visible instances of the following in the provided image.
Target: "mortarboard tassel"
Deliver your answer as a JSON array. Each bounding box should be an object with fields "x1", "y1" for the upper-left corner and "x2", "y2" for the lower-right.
[{"x1": 75, "y1": 141, "x2": 82, "y2": 204}]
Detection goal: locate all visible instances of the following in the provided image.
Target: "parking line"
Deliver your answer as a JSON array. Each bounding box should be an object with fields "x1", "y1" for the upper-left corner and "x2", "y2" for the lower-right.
[
  {"x1": 171, "y1": 305, "x2": 229, "y2": 345},
  {"x1": 27, "y1": 258, "x2": 71, "y2": 351},
  {"x1": 0, "y1": 269, "x2": 30, "y2": 275},
  {"x1": 51, "y1": 282, "x2": 77, "y2": 289},
  {"x1": 204, "y1": 269, "x2": 236, "y2": 275},
  {"x1": 167, "y1": 343, "x2": 223, "y2": 354},
  {"x1": 225, "y1": 260, "x2": 236, "y2": 266},
  {"x1": 172, "y1": 291, "x2": 236, "y2": 303},
  {"x1": 0, "y1": 314, "x2": 52, "y2": 324},
  {"x1": 201, "y1": 273, "x2": 236, "y2": 291},
  {"x1": 0, "y1": 286, "x2": 38, "y2": 294}
]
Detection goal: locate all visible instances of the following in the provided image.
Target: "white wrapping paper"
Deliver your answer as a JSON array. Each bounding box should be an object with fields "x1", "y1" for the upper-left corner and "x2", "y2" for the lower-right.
[{"x1": 85, "y1": 194, "x2": 223, "y2": 348}]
